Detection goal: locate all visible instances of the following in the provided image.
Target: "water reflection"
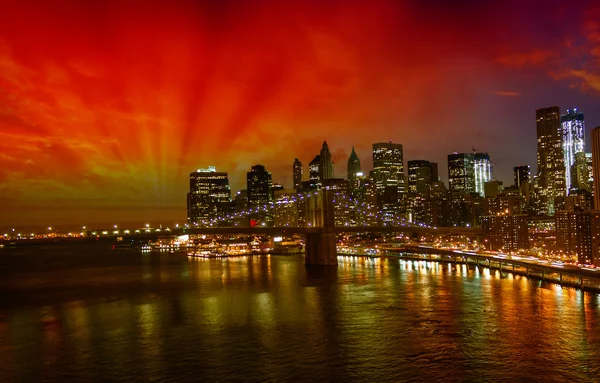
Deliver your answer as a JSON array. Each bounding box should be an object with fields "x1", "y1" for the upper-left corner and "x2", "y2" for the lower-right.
[{"x1": 0, "y1": 245, "x2": 599, "y2": 381}]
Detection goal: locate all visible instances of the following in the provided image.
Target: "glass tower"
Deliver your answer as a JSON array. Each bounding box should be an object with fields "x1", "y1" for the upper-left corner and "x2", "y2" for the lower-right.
[
  {"x1": 473, "y1": 153, "x2": 492, "y2": 197},
  {"x1": 561, "y1": 108, "x2": 585, "y2": 194}
]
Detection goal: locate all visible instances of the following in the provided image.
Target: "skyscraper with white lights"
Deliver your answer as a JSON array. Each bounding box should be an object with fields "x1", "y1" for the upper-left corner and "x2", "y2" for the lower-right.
[{"x1": 561, "y1": 108, "x2": 585, "y2": 194}]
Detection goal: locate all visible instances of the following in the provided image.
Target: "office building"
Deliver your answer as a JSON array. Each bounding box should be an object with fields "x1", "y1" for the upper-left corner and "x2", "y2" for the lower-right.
[
  {"x1": 536, "y1": 106, "x2": 566, "y2": 215},
  {"x1": 319, "y1": 140, "x2": 334, "y2": 180},
  {"x1": 481, "y1": 214, "x2": 529, "y2": 252},
  {"x1": 514, "y1": 165, "x2": 531, "y2": 188},
  {"x1": 372, "y1": 141, "x2": 405, "y2": 195},
  {"x1": 592, "y1": 127, "x2": 600, "y2": 209},
  {"x1": 474, "y1": 152, "x2": 492, "y2": 197},
  {"x1": 247, "y1": 165, "x2": 274, "y2": 226},
  {"x1": 448, "y1": 152, "x2": 475, "y2": 193},
  {"x1": 293, "y1": 158, "x2": 303, "y2": 190},
  {"x1": 561, "y1": 108, "x2": 585, "y2": 194},
  {"x1": 273, "y1": 189, "x2": 299, "y2": 227},
  {"x1": 555, "y1": 210, "x2": 600, "y2": 265},
  {"x1": 347, "y1": 146, "x2": 361, "y2": 192},
  {"x1": 187, "y1": 166, "x2": 232, "y2": 225},
  {"x1": 408, "y1": 160, "x2": 438, "y2": 194},
  {"x1": 307, "y1": 155, "x2": 321, "y2": 190}
]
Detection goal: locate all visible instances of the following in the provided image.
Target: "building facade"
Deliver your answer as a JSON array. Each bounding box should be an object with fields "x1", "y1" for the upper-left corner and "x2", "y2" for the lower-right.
[
  {"x1": 474, "y1": 152, "x2": 492, "y2": 197},
  {"x1": 592, "y1": 127, "x2": 600, "y2": 209},
  {"x1": 536, "y1": 106, "x2": 566, "y2": 215},
  {"x1": 481, "y1": 214, "x2": 529, "y2": 252},
  {"x1": 372, "y1": 141, "x2": 405, "y2": 195},
  {"x1": 293, "y1": 158, "x2": 303, "y2": 191},
  {"x1": 561, "y1": 108, "x2": 585, "y2": 194},
  {"x1": 514, "y1": 165, "x2": 531, "y2": 188},
  {"x1": 319, "y1": 140, "x2": 334, "y2": 180},
  {"x1": 347, "y1": 146, "x2": 361, "y2": 193},
  {"x1": 448, "y1": 152, "x2": 475, "y2": 193},
  {"x1": 187, "y1": 166, "x2": 232, "y2": 225},
  {"x1": 247, "y1": 165, "x2": 274, "y2": 226}
]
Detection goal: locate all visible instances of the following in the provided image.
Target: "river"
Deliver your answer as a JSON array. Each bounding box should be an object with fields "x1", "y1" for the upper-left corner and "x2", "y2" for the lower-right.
[{"x1": 0, "y1": 243, "x2": 599, "y2": 382}]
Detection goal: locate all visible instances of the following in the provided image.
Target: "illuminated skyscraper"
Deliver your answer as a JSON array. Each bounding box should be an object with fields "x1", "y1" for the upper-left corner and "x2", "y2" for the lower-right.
[
  {"x1": 514, "y1": 165, "x2": 531, "y2": 187},
  {"x1": 319, "y1": 140, "x2": 334, "y2": 180},
  {"x1": 187, "y1": 166, "x2": 232, "y2": 225},
  {"x1": 372, "y1": 141, "x2": 405, "y2": 194},
  {"x1": 473, "y1": 152, "x2": 492, "y2": 197},
  {"x1": 347, "y1": 146, "x2": 361, "y2": 191},
  {"x1": 293, "y1": 158, "x2": 303, "y2": 190},
  {"x1": 592, "y1": 127, "x2": 600, "y2": 209},
  {"x1": 536, "y1": 106, "x2": 566, "y2": 215},
  {"x1": 561, "y1": 108, "x2": 585, "y2": 193},
  {"x1": 448, "y1": 153, "x2": 475, "y2": 193}
]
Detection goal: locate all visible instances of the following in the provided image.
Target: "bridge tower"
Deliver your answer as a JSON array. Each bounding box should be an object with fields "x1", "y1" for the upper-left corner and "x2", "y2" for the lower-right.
[{"x1": 304, "y1": 190, "x2": 337, "y2": 266}]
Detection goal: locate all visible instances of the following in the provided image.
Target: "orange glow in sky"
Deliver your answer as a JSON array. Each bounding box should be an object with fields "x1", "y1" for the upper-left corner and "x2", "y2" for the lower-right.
[{"x1": 1, "y1": 0, "x2": 599, "y2": 227}]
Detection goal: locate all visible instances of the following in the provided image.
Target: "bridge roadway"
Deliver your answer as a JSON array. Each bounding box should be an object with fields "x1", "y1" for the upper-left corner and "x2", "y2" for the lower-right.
[
  {"x1": 384, "y1": 245, "x2": 600, "y2": 291},
  {"x1": 183, "y1": 225, "x2": 482, "y2": 236}
]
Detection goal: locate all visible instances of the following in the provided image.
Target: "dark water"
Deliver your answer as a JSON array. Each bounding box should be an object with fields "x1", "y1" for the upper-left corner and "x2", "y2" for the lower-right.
[{"x1": 1, "y1": 244, "x2": 600, "y2": 382}]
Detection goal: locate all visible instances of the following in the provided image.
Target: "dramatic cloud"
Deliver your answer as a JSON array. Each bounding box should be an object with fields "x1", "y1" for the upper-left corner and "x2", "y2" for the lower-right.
[{"x1": 0, "y1": 0, "x2": 599, "y2": 227}]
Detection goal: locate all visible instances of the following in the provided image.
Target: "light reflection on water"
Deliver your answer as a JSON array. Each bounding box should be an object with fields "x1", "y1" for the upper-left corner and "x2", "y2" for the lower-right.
[{"x1": 0, "y1": 245, "x2": 599, "y2": 382}]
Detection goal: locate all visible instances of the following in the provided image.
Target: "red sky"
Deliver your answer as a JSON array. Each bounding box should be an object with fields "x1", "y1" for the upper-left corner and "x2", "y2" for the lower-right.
[{"x1": 1, "y1": 0, "x2": 600, "y2": 228}]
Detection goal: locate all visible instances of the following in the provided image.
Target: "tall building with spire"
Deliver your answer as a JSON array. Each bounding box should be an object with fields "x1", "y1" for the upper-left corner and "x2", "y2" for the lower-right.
[
  {"x1": 536, "y1": 106, "x2": 566, "y2": 215},
  {"x1": 293, "y1": 158, "x2": 303, "y2": 190},
  {"x1": 561, "y1": 108, "x2": 585, "y2": 194},
  {"x1": 347, "y1": 146, "x2": 361, "y2": 191},
  {"x1": 319, "y1": 140, "x2": 334, "y2": 180}
]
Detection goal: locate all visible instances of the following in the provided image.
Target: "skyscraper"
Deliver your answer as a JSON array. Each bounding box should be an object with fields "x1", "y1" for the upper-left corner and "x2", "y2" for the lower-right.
[
  {"x1": 592, "y1": 127, "x2": 600, "y2": 209},
  {"x1": 372, "y1": 141, "x2": 405, "y2": 194},
  {"x1": 407, "y1": 160, "x2": 437, "y2": 194},
  {"x1": 319, "y1": 140, "x2": 334, "y2": 180},
  {"x1": 187, "y1": 166, "x2": 232, "y2": 225},
  {"x1": 473, "y1": 152, "x2": 492, "y2": 197},
  {"x1": 307, "y1": 155, "x2": 321, "y2": 190},
  {"x1": 536, "y1": 106, "x2": 566, "y2": 215},
  {"x1": 247, "y1": 165, "x2": 274, "y2": 225},
  {"x1": 293, "y1": 158, "x2": 303, "y2": 190},
  {"x1": 347, "y1": 146, "x2": 361, "y2": 189},
  {"x1": 448, "y1": 153, "x2": 475, "y2": 193},
  {"x1": 514, "y1": 165, "x2": 531, "y2": 187},
  {"x1": 561, "y1": 108, "x2": 585, "y2": 193}
]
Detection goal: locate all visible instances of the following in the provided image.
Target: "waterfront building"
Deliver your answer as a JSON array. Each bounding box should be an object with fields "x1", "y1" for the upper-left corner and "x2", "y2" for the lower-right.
[
  {"x1": 536, "y1": 106, "x2": 566, "y2": 215},
  {"x1": 561, "y1": 108, "x2": 585, "y2": 194},
  {"x1": 481, "y1": 213, "x2": 529, "y2": 252},
  {"x1": 293, "y1": 158, "x2": 303, "y2": 191},
  {"x1": 187, "y1": 166, "x2": 232, "y2": 226},
  {"x1": 555, "y1": 210, "x2": 600, "y2": 265}
]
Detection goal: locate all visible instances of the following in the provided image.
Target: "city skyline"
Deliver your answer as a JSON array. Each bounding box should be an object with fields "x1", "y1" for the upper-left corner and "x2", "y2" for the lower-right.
[{"x1": 1, "y1": 0, "x2": 600, "y2": 226}]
